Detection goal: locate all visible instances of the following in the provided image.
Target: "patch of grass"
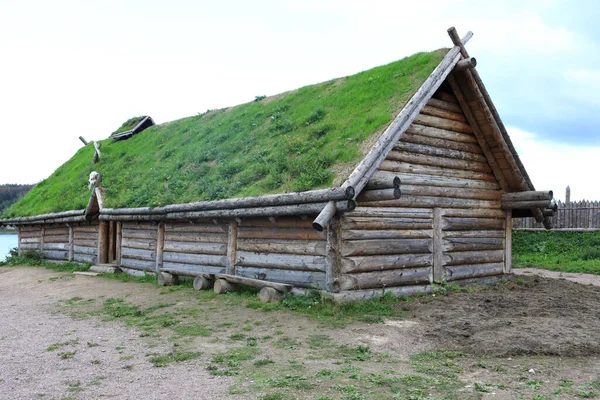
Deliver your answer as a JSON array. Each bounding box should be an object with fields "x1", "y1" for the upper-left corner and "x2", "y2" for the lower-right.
[
  {"x1": 172, "y1": 323, "x2": 212, "y2": 337},
  {"x1": 58, "y1": 351, "x2": 77, "y2": 359},
  {"x1": 0, "y1": 249, "x2": 90, "y2": 271},
  {"x1": 513, "y1": 231, "x2": 600, "y2": 274},
  {"x1": 212, "y1": 347, "x2": 260, "y2": 364},
  {"x1": 149, "y1": 351, "x2": 201, "y2": 367},
  {"x1": 409, "y1": 350, "x2": 466, "y2": 379},
  {"x1": 3, "y1": 50, "x2": 446, "y2": 217},
  {"x1": 46, "y1": 339, "x2": 78, "y2": 351}
]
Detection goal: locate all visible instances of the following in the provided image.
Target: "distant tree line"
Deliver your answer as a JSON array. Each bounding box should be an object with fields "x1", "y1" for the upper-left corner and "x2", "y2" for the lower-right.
[{"x1": 0, "y1": 184, "x2": 34, "y2": 214}]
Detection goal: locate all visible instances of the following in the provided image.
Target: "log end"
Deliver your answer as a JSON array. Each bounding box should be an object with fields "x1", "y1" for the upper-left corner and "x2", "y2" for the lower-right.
[
  {"x1": 259, "y1": 287, "x2": 284, "y2": 303},
  {"x1": 158, "y1": 272, "x2": 179, "y2": 286},
  {"x1": 193, "y1": 276, "x2": 214, "y2": 291},
  {"x1": 214, "y1": 278, "x2": 238, "y2": 294},
  {"x1": 344, "y1": 186, "x2": 356, "y2": 199},
  {"x1": 392, "y1": 176, "x2": 401, "y2": 188},
  {"x1": 312, "y1": 221, "x2": 325, "y2": 232},
  {"x1": 393, "y1": 187, "x2": 401, "y2": 199},
  {"x1": 347, "y1": 199, "x2": 357, "y2": 211}
]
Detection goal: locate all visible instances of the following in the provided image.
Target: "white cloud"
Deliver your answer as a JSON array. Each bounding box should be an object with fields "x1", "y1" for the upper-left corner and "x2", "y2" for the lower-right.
[{"x1": 508, "y1": 126, "x2": 600, "y2": 201}]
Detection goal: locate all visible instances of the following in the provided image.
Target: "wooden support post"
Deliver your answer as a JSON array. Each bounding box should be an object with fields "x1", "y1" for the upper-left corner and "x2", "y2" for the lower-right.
[
  {"x1": 226, "y1": 219, "x2": 238, "y2": 275},
  {"x1": 155, "y1": 222, "x2": 165, "y2": 273},
  {"x1": 193, "y1": 276, "x2": 214, "y2": 290},
  {"x1": 158, "y1": 272, "x2": 179, "y2": 286},
  {"x1": 565, "y1": 186, "x2": 571, "y2": 204},
  {"x1": 115, "y1": 222, "x2": 122, "y2": 264},
  {"x1": 504, "y1": 210, "x2": 512, "y2": 273},
  {"x1": 325, "y1": 215, "x2": 342, "y2": 293},
  {"x1": 68, "y1": 224, "x2": 74, "y2": 261},
  {"x1": 259, "y1": 287, "x2": 284, "y2": 303},
  {"x1": 214, "y1": 278, "x2": 237, "y2": 294},
  {"x1": 92, "y1": 142, "x2": 102, "y2": 164},
  {"x1": 98, "y1": 221, "x2": 108, "y2": 264},
  {"x1": 17, "y1": 226, "x2": 22, "y2": 256},
  {"x1": 432, "y1": 208, "x2": 444, "y2": 283},
  {"x1": 79, "y1": 136, "x2": 88, "y2": 145},
  {"x1": 107, "y1": 221, "x2": 115, "y2": 263},
  {"x1": 40, "y1": 226, "x2": 45, "y2": 254}
]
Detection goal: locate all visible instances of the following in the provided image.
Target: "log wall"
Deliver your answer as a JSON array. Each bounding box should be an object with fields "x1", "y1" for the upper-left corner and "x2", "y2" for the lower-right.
[
  {"x1": 18, "y1": 225, "x2": 43, "y2": 254},
  {"x1": 41, "y1": 224, "x2": 70, "y2": 261},
  {"x1": 351, "y1": 87, "x2": 506, "y2": 289},
  {"x1": 235, "y1": 217, "x2": 327, "y2": 289},
  {"x1": 120, "y1": 222, "x2": 157, "y2": 271},
  {"x1": 161, "y1": 220, "x2": 228, "y2": 275},
  {"x1": 72, "y1": 223, "x2": 99, "y2": 263}
]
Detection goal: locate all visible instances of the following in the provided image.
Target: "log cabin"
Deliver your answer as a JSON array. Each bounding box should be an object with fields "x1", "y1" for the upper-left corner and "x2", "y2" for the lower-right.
[{"x1": 0, "y1": 28, "x2": 555, "y2": 301}]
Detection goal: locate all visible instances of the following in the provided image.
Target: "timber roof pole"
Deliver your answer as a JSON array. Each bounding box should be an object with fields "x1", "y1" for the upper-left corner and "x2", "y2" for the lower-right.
[{"x1": 312, "y1": 29, "x2": 473, "y2": 232}]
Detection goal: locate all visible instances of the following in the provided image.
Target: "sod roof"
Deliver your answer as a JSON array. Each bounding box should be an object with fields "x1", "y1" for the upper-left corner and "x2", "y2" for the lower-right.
[{"x1": 4, "y1": 49, "x2": 447, "y2": 218}]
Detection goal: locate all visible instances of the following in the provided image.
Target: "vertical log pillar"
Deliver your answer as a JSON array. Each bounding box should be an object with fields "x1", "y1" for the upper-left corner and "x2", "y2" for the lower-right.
[
  {"x1": 432, "y1": 208, "x2": 444, "y2": 283},
  {"x1": 40, "y1": 226, "x2": 45, "y2": 254},
  {"x1": 565, "y1": 185, "x2": 571, "y2": 204},
  {"x1": 68, "y1": 224, "x2": 74, "y2": 262},
  {"x1": 98, "y1": 221, "x2": 108, "y2": 264},
  {"x1": 226, "y1": 219, "x2": 238, "y2": 275},
  {"x1": 108, "y1": 222, "x2": 115, "y2": 263},
  {"x1": 155, "y1": 222, "x2": 165, "y2": 273},
  {"x1": 17, "y1": 226, "x2": 22, "y2": 256},
  {"x1": 504, "y1": 210, "x2": 512, "y2": 274},
  {"x1": 325, "y1": 215, "x2": 342, "y2": 293},
  {"x1": 115, "y1": 222, "x2": 122, "y2": 264}
]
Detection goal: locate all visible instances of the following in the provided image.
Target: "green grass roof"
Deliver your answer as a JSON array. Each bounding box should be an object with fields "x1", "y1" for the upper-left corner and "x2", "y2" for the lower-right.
[{"x1": 4, "y1": 49, "x2": 446, "y2": 218}]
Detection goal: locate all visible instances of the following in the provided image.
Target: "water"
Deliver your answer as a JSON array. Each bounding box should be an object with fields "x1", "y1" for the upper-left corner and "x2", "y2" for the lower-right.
[{"x1": 0, "y1": 234, "x2": 18, "y2": 261}]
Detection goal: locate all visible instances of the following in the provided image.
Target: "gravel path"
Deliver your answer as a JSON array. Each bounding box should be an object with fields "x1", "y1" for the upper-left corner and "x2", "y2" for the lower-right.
[
  {"x1": 0, "y1": 267, "x2": 235, "y2": 400},
  {"x1": 514, "y1": 267, "x2": 600, "y2": 286}
]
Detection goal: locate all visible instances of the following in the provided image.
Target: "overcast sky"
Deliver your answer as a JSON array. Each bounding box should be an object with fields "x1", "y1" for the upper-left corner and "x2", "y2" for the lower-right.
[{"x1": 0, "y1": 0, "x2": 598, "y2": 201}]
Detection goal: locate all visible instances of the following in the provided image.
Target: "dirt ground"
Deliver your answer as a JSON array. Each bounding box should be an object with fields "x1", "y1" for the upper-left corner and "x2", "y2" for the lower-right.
[{"x1": 1, "y1": 266, "x2": 600, "y2": 399}]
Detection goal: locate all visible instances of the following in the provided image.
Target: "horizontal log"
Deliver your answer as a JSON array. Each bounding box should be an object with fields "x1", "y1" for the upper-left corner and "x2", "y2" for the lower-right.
[
  {"x1": 20, "y1": 243, "x2": 40, "y2": 250},
  {"x1": 443, "y1": 230, "x2": 504, "y2": 238},
  {"x1": 445, "y1": 263, "x2": 504, "y2": 281},
  {"x1": 43, "y1": 243, "x2": 69, "y2": 251},
  {"x1": 331, "y1": 284, "x2": 431, "y2": 302},
  {"x1": 427, "y1": 98, "x2": 462, "y2": 114},
  {"x1": 43, "y1": 235, "x2": 70, "y2": 243},
  {"x1": 237, "y1": 217, "x2": 314, "y2": 229},
  {"x1": 443, "y1": 217, "x2": 504, "y2": 231},
  {"x1": 340, "y1": 267, "x2": 431, "y2": 290},
  {"x1": 119, "y1": 258, "x2": 155, "y2": 271},
  {"x1": 42, "y1": 250, "x2": 68, "y2": 260},
  {"x1": 342, "y1": 229, "x2": 432, "y2": 241},
  {"x1": 342, "y1": 217, "x2": 432, "y2": 230},
  {"x1": 362, "y1": 196, "x2": 500, "y2": 210},
  {"x1": 501, "y1": 191, "x2": 553, "y2": 202},
  {"x1": 454, "y1": 57, "x2": 477, "y2": 71},
  {"x1": 161, "y1": 262, "x2": 226, "y2": 275},
  {"x1": 413, "y1": 114, "x2": 473, "y2": 134},
  {"x1": 441, "y1": 208, "x2": 505, "y2": 218},
  {"x1": 73, "y1": 239, "x2": 97, "y2": 248},
  {"x1": 356, "y1": 188, "x2": 402, "y2": 202},
  {"x1": 235, "y1": 266, "x2": 325, "y2": 289},
  {"x1": 443, "y1": 250, "x2": 504, "y2": 266},
  {"x1": 73, "y1": 246, "x2": 97, "y2": 255},
  {"x1": 164, "y1": 223, "x2": 228, "y2": 233},
  {"x1": 238, "y1": 226, "x2": 325, "y2": 241},
  {"x1": 342, "y1": 239, "x2": 431, "y2": 257},
  {"x1": 402, "y1": 123, "x2": 477, "y2": 144},
  {"x1": 341, "y1": 253, "x2": 432, "y2": 273},
  {"x1": 0, "y1": 209, "x2": 85, "y2": 224},
  {"x1": 397, "y1": 184, "x2": 500, "y2": 201},
  {"x1": 123, "y1": 222, "x2": 156, "y2": 230},
  {"x1": 20, "y1": 226, "x2": 42, "y2": 232},
  {"x1": 121, "y1": 247, "x2": 156, "y2": 261},
  {"x1": 44, "y1": 228, "x2": 69, "y2": 236},
  {"x1": 387, "y1": 150, "x2": 491, "y2": 173},
  {"x1": 20, "y1": 237, "x2": 41, "y2": 244},
  {"x1": 210, "y1": 273, "x2": 292, "y2": 292},
  {"x1": 349, "y1": 206, "x2": 432, "y2": 218},
  {"x1": 122, "y1": 238, "x2": 157, "y2": 251},
  {"x1": 443, "y1": 238, "x2": 504, "y2": 252},
  {"x1": 163, "y1": 241, "x2": 227, "y2": 255},
  {"x1": 236, "y1": 251, "x2": 326, "y2": 272},
  {"x1": 420, "y1": 104, "x2": 466, "y2": 122},
  {"x1": 19, "y1": 231, "x2": 42, "y2": 239},
  {"x1": 121, "y1": 229, "x2": 157, "y2": 240},
  {"x1": 164, "y1": 232, "x2": 228, "y2": 243},
  {"x1": 364, "y1": 172, "x2": 402, "y2": 191},
  {"x1": 501, "y1": 200, "x2": 553, "y2": 210},
  {"x1": 73, "y1": 225, "x2": 99, "y2": 233},
  {"x1": 400, "y1": 132, "x2": 483, "y2": 155},
  {"x1": 73, "y1": 253, "x2": 96, "y2": 264},
  {"x1": 162, "y1": 252, "x2": 226, "y2": 267},
  {"x1": 433, "y1": 90, "x2": 459, "y2": 104},
  {"x1": 236, "y1": 239, "x2": 326, "y2": 256},
  {"x1": 393, "y1": 141, "x2": 486, "y2": 163},
  {"x1": 379, "y1": 160, "x2": 496, "y2": 181}
]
